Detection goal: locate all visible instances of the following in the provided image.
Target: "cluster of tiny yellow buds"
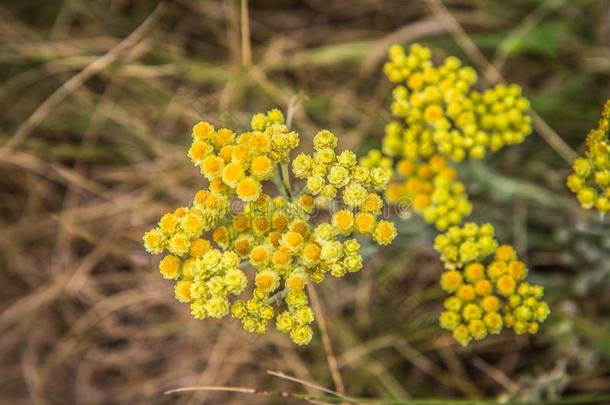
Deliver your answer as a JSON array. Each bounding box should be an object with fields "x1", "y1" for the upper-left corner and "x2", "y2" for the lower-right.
[
  {"x1": 144, "y1": 106, "x2": 405, "y2": 346},
  {"x1": 189, "y1": 110, "x2": 299, "y2": 203},
  {"x1": 293, "y1": 129, "x2": 391, "y2": 204},
  {"x1": 382, "y1": 120, "x2": 436, "y2": 161},
  {"x1": 385, "y1": 155, "x2": 472, "y2": 231},
  {"x1": 275, "y1": 290, "x2": 315, "y2": 345},
  {"x1": 157, "y1": 246, "x2": 248, "y2": 321},
  {"x1": 382, "y1": 43, "x2": 532, "y2": 163},
  {"x1": 434, "y1": 222, "x2": 498, "y2": 269},
  {"x1": 435, "y1": 223, "x2": 549, "y2": 346},
  {"x1": 292, "y1": 132, "x2": 397, "y2": 252},
  {"x1": 567, "y1": 100, "x2": 610, "y2": 214},
  {"x1": 143, "y1": 192, "x2": 229, "y2": 257}
]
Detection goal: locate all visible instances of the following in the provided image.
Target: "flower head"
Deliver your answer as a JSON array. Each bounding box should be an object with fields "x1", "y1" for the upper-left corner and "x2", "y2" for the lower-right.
[{"x1": 567, "y1": 100, "x2": 610, "y2": 214}]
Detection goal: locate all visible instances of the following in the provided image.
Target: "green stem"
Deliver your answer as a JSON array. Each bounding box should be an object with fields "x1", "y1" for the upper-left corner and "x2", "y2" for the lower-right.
[
  {"x1": 280, "y1": 162, "x2": 293, "y2": 199},
  {"x1": 264, "y1": 288, "x2": 288, "y2": 305}
]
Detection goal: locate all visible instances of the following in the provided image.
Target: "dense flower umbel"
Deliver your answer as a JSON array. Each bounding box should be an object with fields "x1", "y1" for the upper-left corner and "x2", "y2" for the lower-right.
[
  {"x1": 567, "y1": 100, "x2": 610, "y2": 214},
  {"x1": 435, "y1": 223, "x2": 550, "y2": 346},
  {"x1": 377, "y1": 44, "x2": 533, "y2": 231},
  {"x1": 383, "y1": 43, "x2": 532, "y2": 162},
  {"x1": 143, "y1": 109, "x2": 397, "y2": 345}
]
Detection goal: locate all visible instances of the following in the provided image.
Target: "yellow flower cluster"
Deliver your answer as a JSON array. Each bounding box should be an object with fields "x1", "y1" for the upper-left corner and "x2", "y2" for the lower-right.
[
  {"x1": 292, "y1": 129, "x2": 397, "y2": 246},
  {"x1": 383, "y1": 43, "x2": 532, "y2": 162},
  {"x1": 142, "y1": 193, "x2": 229, "y2": 257},
  {"x1": 220, "y1": 193, "x2": 320, "y2": 344},
  {"x1": 435, "y1": 223, "x2": 549, "y2": 346},
  {"x1": 566, "y1": 100, "x2": 610, "y2": 214},
  {"x1": 376, "y1": 44, "x2": 533, "y2": 233},
  {"x1": 143, "y1": 110, "x2": 397, "y2": 346},
  {"x1": 383, "y1": 154, "x2": 472, "y2": 230},
  {"x1": 188, "y1": 109, "x2": 298, "y2": 202}
]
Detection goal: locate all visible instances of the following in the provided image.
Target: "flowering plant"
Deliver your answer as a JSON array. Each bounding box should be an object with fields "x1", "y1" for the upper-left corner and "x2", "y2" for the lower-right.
[
  {"x1": 143, "y1": 43, "x2": 554, "y2": 347},
  {"x1": 144, "y1": 109, "x2": 396, "y2": 345},
  {"x1": 567, "y1": 100, "x2": 610, "y2": 214},
  {"x1": 374, "y1": 44, "x2": 549, "y2": 345}
]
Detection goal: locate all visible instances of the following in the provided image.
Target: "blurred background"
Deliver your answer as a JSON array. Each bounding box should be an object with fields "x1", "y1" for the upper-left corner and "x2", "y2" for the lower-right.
[{"x1": 1, "y1": 0, "x2": 610, "y2": 404}]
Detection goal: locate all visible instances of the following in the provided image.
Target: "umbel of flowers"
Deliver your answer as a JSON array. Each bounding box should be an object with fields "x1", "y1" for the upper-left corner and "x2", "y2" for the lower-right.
[
  {"x1": 435, "y1": 222, "x2": 550, "y2": 346},
  {"x1": 143, "y1": 110, "x2": 397, "y2": 345},
  {"x1": 374, "y1": 43, "x2": 532, "y2": 231},
  {"x1": 372, "y1": 43, "x2": 547, "y2": 346},
  {"x1": 567, "y1": 100, "x2": 610, "y2": 214}
]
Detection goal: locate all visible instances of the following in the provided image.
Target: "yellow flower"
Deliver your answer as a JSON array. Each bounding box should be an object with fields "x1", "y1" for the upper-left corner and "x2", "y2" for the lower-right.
[
  {"x1": 192, "y1": 121, "x2": 214, "y2": 141},
  {"x1": 481, "y1": 295, "x2": 500, "y2": 313},
  {"x1": 496, "y1": 275, "x2": 516, "y2": 296},
  {"x1": 354, "y1": 212, "x2": 377, "y2": 234},
  {"x1": 189, "y1": 141, "x2": 213, "y2": 164},
  {"x1": 272, "y1": 247, "x2": 292, "y2": 267},
  {"x1": 214, "y1": 128, "x2": 235, "y2": 148},
  {"x1": 182, "y1": 211, "x2": 204, "y2": 237},
  {"x1": 373, "y1": 220, "x2": 397, "y2": 245},
  {"x1": 250, "y1": 245, "x2": 271, "y2": 267},
  {"x1": 453, "y1": 324, "x2": 471, "y2": 346},
  {"x1": 290, "y1": 325, "x2": 313, "y2": 345},
  {"x1": 252, "y1": 216, "x2": 270, "y2": 235},
  {"x1": 249, "y1": 133, "x2": 271, "y2": 153},
  {"x1": 250, "y1": 155, "x2": 274, "y2": 180},
  {"x1": 457, "y1": 285, "x2": 476, "y2": 302},
  {"x1": 508, "y1": 260, "x2": 527, "y2": 280},
  {"x1": 175, "y1": 280, "x2": 193, "y2": 303},
  {"x1": 439, "y1": 311, "x2": 461, "y2": 330},
  {"x1": 222, "y1": 162, "x2": 245, "y2": 187},
  {"x1": 286, "y1": 272, "x2": 307, "y2": 290},
  {"x1": 232, "y1": 144, "x2": 250, "y2": 163},
  {"x1": 281, "y1": 231, "x2": 304, "y2": 251},
  {"x1": 424, "y1": 104, "x2": 443, "y2": 124},
  {"x1": 302, "y1": 241, "x2": 321, "y2": 264},
  {"x1": 236, "y1": 177, "x2": 262, "y2": 202},
  {"x1": 159, "y1": 255, "x2": 181, "y2": 279},
  {"x1": 464, "y1": 262, "x2": 485, "y2": 282},
  {"x1": 255, "y1": 270, "x2": 279, "y2": 292},
  {"x1": 212, "y1": 225, "x2": 230, "y2": 247},
  {"x1": 234, "y1": 236, "x2": 252, "y2": 257},
  {"x1": 159, "y1": 213, "x2": 179, "y2": 235},
  {"x1": 440, "y1": 270, "x2": 462, "y2": 292},
  {"x1": 168, "y1": 232, "x2": 190, "y2": 256},
  {"x1": 143, "y1": 228, "x2": 164, "y2": 254},
  {"x1": 332, "y1": 210, "x2": 354, "y2": 234},
  {"x1": 219, "y1": 144, "x2": 235, "y2": 162},
  {"x1": 233, "y1": 214, "x2": 250, "y2": 231},
  {"x1": 474, "y1": 279, "x2": 492, "y2": 296},
  {"x1": 495, "y1": 245, "x2": 516, "y2": 262},
  {"x1": 361, "y1": 193, "x2": 383, "y2": 214},
  {"x1": 290, "y1": 220, "x2": 310, "y2": 236},
  {"x1": 201, "y1": 155, "x2": 225, "y2": 180},
  {"x1": 313, "y1": 129, "x2": 337, "y2": 150}
]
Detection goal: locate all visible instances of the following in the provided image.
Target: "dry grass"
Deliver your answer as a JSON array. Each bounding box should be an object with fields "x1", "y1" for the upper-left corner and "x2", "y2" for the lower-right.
[{"x1": 1, "y1": 0, "x2": 610, "y2": 404}]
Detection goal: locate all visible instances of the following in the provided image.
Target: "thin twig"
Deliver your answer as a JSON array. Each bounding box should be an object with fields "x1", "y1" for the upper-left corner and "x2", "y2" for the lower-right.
[
  {"x1": 425, "y1": 0, "x2": 578, "y2": 164},
  {"x1": 286, "y1": 92, "x2": 306, "y2": 130},
  {"x1": 471, "y1": 356, "x2": 519, "y2": 393},
  {"x1": 165, "y1": 386, "x2": 256, "y2": 395},
  {"x1": 306, "y1": 285, "x2": 345, "y2": 395},
  {"x1": 268, "y1": 370, "x2": 356, "y2": 404},
  {"x1": 164, "y1": 384, "x2": 323, "y2": 403},
  {"x1": 2, "y1": 2, "x2": 168, "y2": 152},
  {"x1": 240, "y1": 0, "x2": 252, "y2": 66}
]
